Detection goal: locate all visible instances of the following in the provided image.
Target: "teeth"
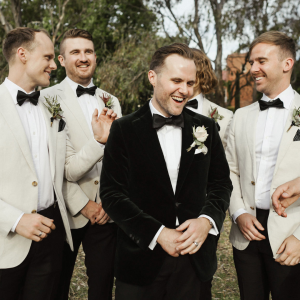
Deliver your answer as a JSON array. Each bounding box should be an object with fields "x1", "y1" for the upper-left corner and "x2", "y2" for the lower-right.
[
  {"x1": 79, "y1": 65, "x2": 88, "y2": 68},
  {"x1": 256, "y1": 77, "x2": 262, "y2": 81},
  {"x1": 172, "y1": 96, "x2": 184, "y2": 102}
]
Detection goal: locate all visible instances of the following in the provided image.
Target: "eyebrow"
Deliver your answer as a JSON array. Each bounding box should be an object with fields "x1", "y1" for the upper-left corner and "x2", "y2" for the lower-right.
[
  {"x1": 69, "y1": 48, "x2": 94, "y2": 53},
  {"x1": 249, "y1": 56, "x2": 268, "y2": 62},
  {"x1": 45, "y1": 54, "x2": 55, "y2": 59}
]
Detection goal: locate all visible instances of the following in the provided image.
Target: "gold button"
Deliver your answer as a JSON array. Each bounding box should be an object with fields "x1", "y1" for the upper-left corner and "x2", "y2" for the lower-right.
[
  {"x1": 94, "y1": 180, "x2": 99, "y2": 185},
  {"x1": 251, "y1": 181, "x2": 255, "y2": 186},
  {"x1": 31, "y1": 210, "x2": 37, "y2": 214},
  {"x1": 250, "y1": 206, "x2": 255, "y2": 210},
  {"x1": 32, "y1": 181, "x2": 38, "y2": 186}
]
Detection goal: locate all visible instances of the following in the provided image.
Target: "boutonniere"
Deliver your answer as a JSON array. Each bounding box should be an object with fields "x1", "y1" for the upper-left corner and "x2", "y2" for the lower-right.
[
  {"x1": 43, "y1": 95, "x2": 63, "y2": 127},
  {"x1": 209, "y1": 106, "x2": 224, "y2": 123},
  {"x1": 100, "y1": 93, "x2": 113, "y2": 109},
  {"x1": 287, "y1": 107, "x2": 300, "y2": 132},
  {"x1": 187, "y1": 125, "x2": 209, "y2": 154}
]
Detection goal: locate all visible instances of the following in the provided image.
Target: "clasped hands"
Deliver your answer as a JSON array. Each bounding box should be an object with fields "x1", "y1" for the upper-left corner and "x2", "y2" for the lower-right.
[
  {"x1": 157, "y1": 218, "x2": 212, "y2": 257},
  {"x1": 81, "y1": 200, "x2": 110, "y2": 225}
]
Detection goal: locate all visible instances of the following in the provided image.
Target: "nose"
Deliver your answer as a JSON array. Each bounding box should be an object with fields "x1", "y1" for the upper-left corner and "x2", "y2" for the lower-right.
[
  {"x1": 250, "y1": 61, "x2": 260, "y2": 74},
  {"x1": 50, "y1": 59, "x2": 57, "y2": 70},
  {"x1": 178, "y1": 82, "x2": 189, "y2": 95},
  {"x1": 79, "y1": 51, "x2": 88, "y2": 62}
]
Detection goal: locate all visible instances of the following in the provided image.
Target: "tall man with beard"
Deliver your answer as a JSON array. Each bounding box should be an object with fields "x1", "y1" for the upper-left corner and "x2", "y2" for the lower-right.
[
  {"x1": 226, "y1": 31, "x2": 300, "y2": 300},
  {"x1": 0, "y1": 27, "x2": 115, "y2": 300},
  {"x1": 42, "y1": 29, "x2": 122, "y2": 300},
  {"x1": 100, "y1": 43, "x2": 232, "y2": 299}
]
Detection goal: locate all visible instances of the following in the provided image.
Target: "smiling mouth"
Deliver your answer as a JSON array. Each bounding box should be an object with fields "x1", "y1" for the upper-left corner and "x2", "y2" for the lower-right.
[
  {"x1": 171, "y1": 96, "x2": 185, "y2": 103},
  {"x1": 78, "y1": 65, "x2": 89, "y2": 68}
]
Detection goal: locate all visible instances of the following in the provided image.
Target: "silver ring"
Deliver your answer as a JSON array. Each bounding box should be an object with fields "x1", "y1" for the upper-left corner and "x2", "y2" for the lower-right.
[
  {"x1": 38, "y1": 231, "x2": 43, "y2": 237},
  {"x1": 193, "y1": 241, "x2": 199, "y2": 247}
]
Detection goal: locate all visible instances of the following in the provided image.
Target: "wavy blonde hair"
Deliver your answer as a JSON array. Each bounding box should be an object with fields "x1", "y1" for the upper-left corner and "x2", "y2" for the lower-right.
[{"x1": 192, "y1": 48, "x2": 217, "y2": 94}]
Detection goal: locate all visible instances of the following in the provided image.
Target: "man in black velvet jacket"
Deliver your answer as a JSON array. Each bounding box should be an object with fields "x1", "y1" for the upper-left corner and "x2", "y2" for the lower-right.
[{"x1": 100, "y1": 43, "x2": 232, "y2": 299}]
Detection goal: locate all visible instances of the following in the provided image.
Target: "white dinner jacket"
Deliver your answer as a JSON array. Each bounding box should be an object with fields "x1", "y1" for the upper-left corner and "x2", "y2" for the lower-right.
[
  {"x1": 42, "y1": 78, "x2": 122, "y2": 229},
  {"x1": 226, "y1": 91, "x2": 300, "y2": 257},
  {"x1": 201, "y1": 98, "x2": 233, "y2": 148},
  {"x1": 0, "y1": 83, "x2": 73, "y2": 268}
]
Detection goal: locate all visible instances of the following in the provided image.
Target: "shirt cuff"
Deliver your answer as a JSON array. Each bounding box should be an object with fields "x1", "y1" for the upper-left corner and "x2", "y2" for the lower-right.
[
  {"x1": 199, "y1": 215, "x2": 219, "y2": 236},
  {"x1": 232, "y1": 208, "x2": 248, "y2": 223},
  {"x1": 11, "y1": 213, "x2": 25, "y2": 232},
  {"x1": 149, "y1": 225, "x2": 165, "y2": 250},
  {"x1": 93, "y1": 137, "x2": 105, "y2": 148}
]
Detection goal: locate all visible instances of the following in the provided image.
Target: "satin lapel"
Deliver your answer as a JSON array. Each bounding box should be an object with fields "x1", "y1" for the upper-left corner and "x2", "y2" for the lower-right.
[
  {"x1": 175, "y1": 110, "x2": 197, "y2": 198},
  {"x1": 39, "y1": 99, "x2": 58, "y2": 181},
  {"x1": 246, "y1": 103, "x2": 260, "y2": 181},
  {"x1": 274, "y1": 93, "x2": 300, "y2": 175},
  {"x1": 0, "y1": 84, "x2": 36, "y2": 175},
  {"x1": 56, "y1": 79, "x2": 91, "y2": 139},
  {"x1": 132, "y1": 106, "x2": 174, "y2": 198}
]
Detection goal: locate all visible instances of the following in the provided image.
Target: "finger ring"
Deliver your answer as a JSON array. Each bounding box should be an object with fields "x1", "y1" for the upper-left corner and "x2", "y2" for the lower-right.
[
  {"x1": 193, "y1": 241, "x2": 199, "y2": 247},
  {"x1": 38, "y1": 231, "x2": 43, "y2": 237}
]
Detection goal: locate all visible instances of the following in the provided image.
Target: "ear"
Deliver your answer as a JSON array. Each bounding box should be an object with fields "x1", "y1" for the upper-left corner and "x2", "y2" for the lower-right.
[
  {"x1": 16, "y1": 47, "x2": 27, "y2": 64},
  {"x1": 148, "y1": 70, "x2": 157, "y2": 88},
  {"x1": 283, "y1": 57, "x2": 294, "y2": 73},
  {"x1": 58, "y1": 54, "x2": 65, "y2": 67}
]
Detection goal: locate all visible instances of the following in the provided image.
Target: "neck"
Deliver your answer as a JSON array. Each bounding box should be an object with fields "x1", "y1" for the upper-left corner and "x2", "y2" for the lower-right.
[
  {"x1": 7, "y1": 66, "x2": 36, "y2": 93},
  {"x1": 151, "y1": 97, "x2": 170, "y2": 117},
  {"x1": 263, "y1": 81, "x2": 290, "y2": 99},
  {"x1": 67, "y1": 75, "x2": 92, "y2": 87}
]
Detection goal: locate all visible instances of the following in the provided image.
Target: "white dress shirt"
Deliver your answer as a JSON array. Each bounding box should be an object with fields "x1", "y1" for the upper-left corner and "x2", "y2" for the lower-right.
[
  {"x1": 148, "y1": 100, "x2": 218, "y2": 250},
  {"x1": 4, "y1": 78, "x2": 54, "y2": 231},
  {"x1": 233, "y1": 85, "x2": 294, "y2": 222},
  {"x1": 186, "y1": 93, "x2": 204, "y2": 115}
]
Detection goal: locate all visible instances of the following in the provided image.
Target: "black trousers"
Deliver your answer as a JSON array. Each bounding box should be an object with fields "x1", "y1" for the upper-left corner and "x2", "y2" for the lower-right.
[
  {"x1": 115, "y1": 254, "x2": 202, "y2": 300},
  {"x1": 56, "y1": 221, "x2": 117, "y2": 300},
  {"x1": 233, "y1": 208, "x2": 300, "y2": 300},
  {"x1": 0, "y1": 202, "x2": 65, "y2": 300}
]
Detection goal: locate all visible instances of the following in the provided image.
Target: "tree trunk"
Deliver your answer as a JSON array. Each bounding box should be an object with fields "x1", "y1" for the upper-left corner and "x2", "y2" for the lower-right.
[{"x1": 10, "y1": 0, "x2": 22, "y2": 27}]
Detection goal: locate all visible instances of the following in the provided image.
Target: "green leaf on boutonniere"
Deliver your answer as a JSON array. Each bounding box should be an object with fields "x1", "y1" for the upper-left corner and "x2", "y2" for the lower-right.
[
  {"x1": 209, "y1": 106, "x2": 224, "y2": 123},
  {"x1": 44, "y1": 95, "x2": 63, "y2": 127},
  {"x1": 287, "y1": 106, "x2": 300, "y2": 132},
  {"x1": 100, "y1": 93, "x2": 113, "y2": 109}
]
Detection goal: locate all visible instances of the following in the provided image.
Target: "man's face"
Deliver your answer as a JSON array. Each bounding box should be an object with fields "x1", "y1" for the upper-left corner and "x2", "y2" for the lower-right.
[
  {"x1": 249, "y1": 43, "x2": 289, "y2": 97},
  {"x1": 149, "y1": 54, "x2": 196, "y2": 117},
  {"x1": 58, "y1": 37, "x2": 96, "y2": 86},
  {"x1": 25, "y1": 32, "x2": 57, "y2": 88}
]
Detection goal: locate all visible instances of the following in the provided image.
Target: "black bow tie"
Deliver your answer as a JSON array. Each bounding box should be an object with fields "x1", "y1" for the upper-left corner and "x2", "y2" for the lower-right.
[
  {"x1": 258, "y1": 98, "x2": 284, "y2": 111},
  {"x1": 17, "y1": 90, "x2": 40, "y2": 106},
  {"x1": 186, "y1": 99, "x2": 198, "y2": 109},
  {"x1": 152, "y1": 113, "x2": 184, "y2": 130},
  {"x1": 76, "y1": 85, "x2": 97, "y2": 97}
]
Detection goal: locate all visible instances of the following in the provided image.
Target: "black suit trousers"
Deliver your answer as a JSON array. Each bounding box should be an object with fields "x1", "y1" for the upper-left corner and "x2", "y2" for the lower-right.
[
  {"x1": 56, "y1": 221, "x2": 117, "y2": 300},
  {"x1": 0, "y1": 203, "x2": 65, "y2": 300},
  {"x1": 233, "y1": 208, "x2": 300, "y2": 300}
]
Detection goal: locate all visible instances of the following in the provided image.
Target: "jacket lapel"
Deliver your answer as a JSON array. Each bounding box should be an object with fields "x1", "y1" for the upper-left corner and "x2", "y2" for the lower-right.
[
  {"x1": 56, "y1": 79, "x2": 91, "y2": 139},
  {"x1": 175, "y1": 109, "x2": 198, "y2": 198},
  {"x1": 0, "y1": 84, "x2": 36, "y2": 175},
  {"x1": 201, "y1": 97, "x2": 209, "y2": 116},
  {"x1": 95, "y1": 89, "x2": 106, "y2": 111},
  {"x1": 274, "y1": 92, "x2": 300, "y2": 175},
  {"x1": 246, "y1": 103, "x2": 259, "y2": 181},
  {"x1": 133, "y1": 104, "x2": 174, "y2": 199}
]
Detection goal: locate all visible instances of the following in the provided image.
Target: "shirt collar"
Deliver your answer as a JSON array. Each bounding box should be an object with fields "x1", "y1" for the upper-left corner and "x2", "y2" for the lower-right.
[
  {"x1": 4, "y1": 77, "x2": 35, "y2": 105},
  {"x1": 190, "y1": 92, "x2": 204, "y2": 103},
  {"x1": 149, "y1": 99, "x2": 169, "y2": 118},
  {"x1": 66, "y1": 76, "x2": 94, "y2": 97},
  {"x1": 261, "y1": 85, "x2": 294, "y2": 109}
]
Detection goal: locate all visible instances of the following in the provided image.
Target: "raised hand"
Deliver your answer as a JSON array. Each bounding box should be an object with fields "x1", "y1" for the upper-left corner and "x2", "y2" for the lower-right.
[
  {"x1": 175, "y1": 218, "x2": 212, "y2": 255},
  {"x1": 236, "y1": 213, "x2": 265, "y2": 241},
  {"x1": 157, "y1": 227, "x2": 183, "y2": 257},
  {"x1": 272, "y1": 178, "x2": 300, "y2": 217},
  {"x1": 91, "y1": 108, "x2": 118, "y2": 144},
  {"x1": 15, "y1": 214, "x2": 56, "y2": 242},
  {"x1": 275, "y1": 235, "x2": 300, "y2": 266}
]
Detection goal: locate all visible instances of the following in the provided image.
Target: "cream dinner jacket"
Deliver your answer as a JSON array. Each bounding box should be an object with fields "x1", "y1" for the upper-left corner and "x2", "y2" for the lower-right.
[
  {"x1": 226, "y1": 91, "x2": 300, "y2": 258},
  {"x1": 42, "y1": 78, "x2": 122, "y2": 229},
  {"x1": 202, "y1": 98, "x2": 233, "y2": 149},
  {"x1": 0, "y1": 83, "x2": 74, "y2": 268}
]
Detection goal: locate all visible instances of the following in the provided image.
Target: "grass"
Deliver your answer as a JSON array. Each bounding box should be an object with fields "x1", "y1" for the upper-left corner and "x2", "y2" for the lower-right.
[{"x1": 69, "y1": 214, "x2": 239, "y2": 300}]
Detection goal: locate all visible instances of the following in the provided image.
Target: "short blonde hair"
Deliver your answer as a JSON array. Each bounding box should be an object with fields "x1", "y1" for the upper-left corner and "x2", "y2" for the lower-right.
[{"x1": 192, "y1": 48, "x2": 217, "y2": 94}]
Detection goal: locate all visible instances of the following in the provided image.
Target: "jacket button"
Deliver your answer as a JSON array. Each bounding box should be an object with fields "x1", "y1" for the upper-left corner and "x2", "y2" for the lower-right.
[
  {"x1": 94, "y1": 180, "x2": 99, "y2": 185},
  {"x1": 251, "y1": 181, "x2": 255, "y2": 186},
  {"x1": 175, "y1": 202, "x2": 179, "y2": 207},
  {"x1": 31, "y1": 210, "x2": 37, "y2": 214},
  {"x1": 32, "y1": 181, "x2": 38, "y2": 186},
  {"x1": 250, "y1": 206, "x2": 255, "y2": 210}
]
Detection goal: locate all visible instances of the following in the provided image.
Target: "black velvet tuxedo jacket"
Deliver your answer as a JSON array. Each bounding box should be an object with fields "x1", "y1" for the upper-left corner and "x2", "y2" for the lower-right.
[{"x1": 100, "y1": 101, "x2": 232, "y2": 286}]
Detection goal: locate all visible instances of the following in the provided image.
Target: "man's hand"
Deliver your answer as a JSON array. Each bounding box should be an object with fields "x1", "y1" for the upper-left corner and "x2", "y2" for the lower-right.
[
  {"x1": 81, "y1": 200, "x2": 110, "y2": 225},
  {"x1": 272, "y1": 178, "x2": 300, "y2": 218},
  {"x1": 175, "y1": 218, "x2": 212, "y2": 255},
  {"x1": 157, "y1": 227, "x2": 183, "y2": 257},
  {"x1": 15, "y1": 214, "x2": 56, "y2": 242},
  {"x1": 236, "y1": 213, "x2": 265, "y2": 241},
  {"x1": 275, "y1": 235, "x2": 300, "y2": 266},
  {"x1": 92, "y1": 108, "x2": 118, "y2": 144}
]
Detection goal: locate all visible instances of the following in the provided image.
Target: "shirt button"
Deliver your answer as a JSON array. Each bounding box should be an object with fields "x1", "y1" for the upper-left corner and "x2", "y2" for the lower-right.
[
  {"x1": 31, "y1": 210, "x2": 37, "y2": 214},
  {"x1": 94, "y1": 180, "x2": 99, "y2": 185},
  {"x1": 32, "y1": 181, "x2": 38, "y2": 186},
  {"x1": 251, "y1": 181, "x2": 255, "y2": 186}
]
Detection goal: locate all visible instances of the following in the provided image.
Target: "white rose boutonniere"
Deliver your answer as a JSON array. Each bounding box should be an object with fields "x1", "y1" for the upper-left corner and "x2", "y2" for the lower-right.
[
  {"x1": 287, "y1": 107, "x2": 300, "y2": 132},
  {"x1": 187, "y1": 125, "x2": 209, "y2": 154}
]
